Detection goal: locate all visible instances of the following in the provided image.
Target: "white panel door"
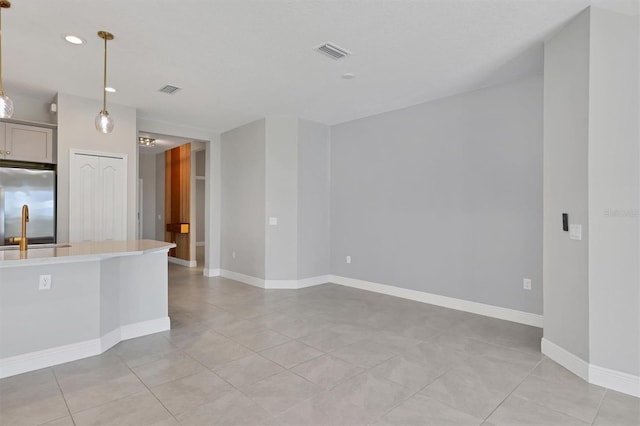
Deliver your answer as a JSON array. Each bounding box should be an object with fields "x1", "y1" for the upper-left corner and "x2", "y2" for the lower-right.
[
  {"x1": 70, "y1": 154, "x2": 100, "y2": 242},
  {"x1": 99, "y1": 156, "x2": 127, "y2": 241},
  {"x1": 70, "y1": 152, "x2": 127, "y2": 242}
]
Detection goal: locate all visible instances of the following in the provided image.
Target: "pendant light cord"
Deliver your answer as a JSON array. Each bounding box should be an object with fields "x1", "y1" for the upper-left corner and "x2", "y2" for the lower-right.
[
  {"x1": 0, "y1": 6, "x2": 4, "y2": 96},
  {"x1": 102, "y1": 34, "x2": 107, "y2": 113}
]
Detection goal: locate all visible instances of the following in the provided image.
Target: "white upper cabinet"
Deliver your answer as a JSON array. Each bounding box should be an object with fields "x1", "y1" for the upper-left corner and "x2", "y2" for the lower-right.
[{"x1": 0, "y1": 123, "x2": 54, "y2": 164}]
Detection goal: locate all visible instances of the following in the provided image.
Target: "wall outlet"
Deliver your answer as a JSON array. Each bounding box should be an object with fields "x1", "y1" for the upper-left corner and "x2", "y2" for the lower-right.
[
  {"x1": 39, "y1": 275, "x2": 52, "y2": 290},
  {"x1": 268, "y1": 217, "x2": 278, "y2": 226},
  {"x1": 232, "y1": 251, "x2": 236, "y2": 259},
  {"x1": 569, "y1": 224, "x2": 582, "y2": 240},
  {"x1": 346, "y1": 255, "x2": 351, "y2": 264},
  {"x1": 523, "y1": 278, "x2": 532, "y2": 290}
]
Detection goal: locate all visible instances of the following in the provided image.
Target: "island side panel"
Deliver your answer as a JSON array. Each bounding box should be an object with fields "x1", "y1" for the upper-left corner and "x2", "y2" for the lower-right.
[
  {"x1": 116, "y1": 251, "x2": 170, "y2": 336},
  {"x1": 100, "y1": 257, "x2": 121, "y2": 339},
  {"x1": 0, "y1": 261, "x2": 101, "y2": 358}
]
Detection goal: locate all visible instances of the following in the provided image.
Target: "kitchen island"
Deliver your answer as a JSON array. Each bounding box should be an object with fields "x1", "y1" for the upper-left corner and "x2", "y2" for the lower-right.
[{"x1": 0, "y1": 240, "x2": 175, "y2": 378}]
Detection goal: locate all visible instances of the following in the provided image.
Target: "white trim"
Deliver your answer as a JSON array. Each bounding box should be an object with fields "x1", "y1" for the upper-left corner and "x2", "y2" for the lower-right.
[
  {"x1": 541, "y1": 338, "x2": 640, "y2": 397},
  {"x1": 329, "y1": 275, "x2": 543, "y2": 328},
  {"x1": 203, "y1": 268, "x2": 221, "y2": 277},
  {"x1": 196, "y1": 241, "x2": 205, "y2": 247},
  {"x1": 0, "y1": 317, "x2": 170, "y2": 379},
  {"x1": 121, "y1": 317, "x2": 170, "y2": 340},
  {"x1": 297, "y1": 275, "x2": 330, "y2": 289},
  {"x1": 541, "y1": 338, "x2": 589, "y2": 380},
  {"x1": 100, "y1": 328, "x2": 122, "y2": 352},
  {"x1": 221, "y1": 269, "x2": 265, "y2": 288},
  {"x1": 0, "y1": 339, "x2": 102, "y2": 379},
  {"x1": 220, "y1": 271, "x2": 328, "y2": 290},
  {"x1": 589, "y1": 364, "x2": 640, "y2": 397},
  {"x1": 264, "y1": 279, "x2": 298, "y2": 289},
  {"x1": 168, "y1": 256, "x2": 197, "y2": 267}
]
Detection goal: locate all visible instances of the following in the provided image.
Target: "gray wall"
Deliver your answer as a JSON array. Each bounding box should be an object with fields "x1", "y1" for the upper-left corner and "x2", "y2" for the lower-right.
[
  {"x1": 139, "y1": 154, "x2": 157, "y2": 240},
  {"x1": 330, "y1": 75, "x2": 543, "y2": 314},
  {"x1": 195, "y1": 150, "x2": 206, "y2": 243},
  {"x1": 298, "y1": 119, "x2": 331, "y2": 279},
  {"x1": 10, "y1": 94, "x2": 56, "y2": 125},
  {"x1": 56, "y1": 94, "x2": 138, "y2": 242},
  {"x1": 588, "y1": 8, "x2": 639, "y2": 376},
  {"x1": 221, "y1": 119, "x2": 266, "y2": 278},
  {"x1": 542, "y1": 9, "x2": 591, "y2": 362},
  {"x1": 265, "y1": 117, "x2": 299, "y2": 280}
]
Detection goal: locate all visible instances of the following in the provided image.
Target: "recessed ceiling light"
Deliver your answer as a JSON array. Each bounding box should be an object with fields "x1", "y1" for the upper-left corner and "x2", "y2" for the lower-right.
[
  {"x1": 341, "y1": 73, "x2": 356, "y2": 80},
  {"x1": 64, "y1": 34, "x2": 85, "y2": 45},
  {"x1": 105, "y1": 87, "x2": 116, "y2": 93}
]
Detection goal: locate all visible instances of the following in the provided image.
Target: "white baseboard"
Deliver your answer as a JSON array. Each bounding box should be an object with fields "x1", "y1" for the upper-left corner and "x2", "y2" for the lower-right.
[
  {"x1": 121, "y1": 317, "x2": 170, "y2": 340},
  {"x1": 100, "y1": 328, "x2": 122, "y2": 352},
  {"x1": 0, "y1": 316, "x2": 171, "y2": 379},
  {"x1": 590, "y1": 364, "x2": 640, "y2": 397},
  {"x1": 168, "y1": 256, "x2": 197, "y2": 268},
  {"x1": 329, "y1": 275, "x2": 543, "y2": 328},
  {"x1": 297, "y1": 275, "x2": 331, "y2": 289},
  {"x1": 541, "y1": 338, "x2": 640, "y2": 398},
  {"x1": 221, "y1": 270, "x2": 265, "y2": 288},
  {"x1": 203, "y1": 268, "x2": 221, "y2": 277},
  {"x1": 264, "y1": 279, "x2": 298, "y2": 289},
  {"x1": 221, "y1": 270, "x2": 328, "y2": 290},
  {"x1": 541, "y1": 338, "x2": 589, "y2": 380}
]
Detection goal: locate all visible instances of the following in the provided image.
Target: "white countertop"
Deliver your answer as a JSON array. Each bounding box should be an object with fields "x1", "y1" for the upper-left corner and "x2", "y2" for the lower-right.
[{"x1": 0, "y1": 240, "x2": 176, "y2": 268}]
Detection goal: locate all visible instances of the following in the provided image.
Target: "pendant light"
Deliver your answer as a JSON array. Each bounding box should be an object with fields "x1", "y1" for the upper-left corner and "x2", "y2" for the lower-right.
[
  {"x1": 95, "y1": 31, "x2": 114, "y2": 134},
  {"x1": 0, "y1": 1, "x2": 13, "y2": 118}
]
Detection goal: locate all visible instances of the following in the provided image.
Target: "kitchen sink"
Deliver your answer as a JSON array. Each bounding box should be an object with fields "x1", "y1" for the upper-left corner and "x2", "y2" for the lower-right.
[{"x1": 0, "y1": 244, "x2": 71, "y2": 251}]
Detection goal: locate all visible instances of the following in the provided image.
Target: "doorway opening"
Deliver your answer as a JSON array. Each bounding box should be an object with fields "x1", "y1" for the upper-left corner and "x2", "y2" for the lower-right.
[{"x1": 137, "y1": 132, "x2": 207, "y2": 270}]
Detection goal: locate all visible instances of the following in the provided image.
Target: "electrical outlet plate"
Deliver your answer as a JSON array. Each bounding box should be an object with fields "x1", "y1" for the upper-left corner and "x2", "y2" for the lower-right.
[
  {"x1": 346, "y1": 255, "x2": 351, "y2": 264},
  {"x1": 523, "y1": 278, "x2": 531, "y2": 290},
  {"x1": 39, "y1": 275, "x2": 52, "y2": 290},
  {"x1": 232, "y1": 251, "x2": 236, "y2": 259}
]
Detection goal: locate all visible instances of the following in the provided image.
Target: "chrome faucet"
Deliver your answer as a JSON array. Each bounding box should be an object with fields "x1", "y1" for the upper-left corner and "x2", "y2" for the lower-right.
[{"x1": 8, "y1": 204, "x2": 29, "y2": 251}]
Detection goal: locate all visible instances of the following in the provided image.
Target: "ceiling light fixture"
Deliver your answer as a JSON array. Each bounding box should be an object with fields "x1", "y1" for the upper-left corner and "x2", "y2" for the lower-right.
[
  {"x1": 0, "y1": 0, "x2": 13, "y2": 118},
  {"x1": 341, "y1": 73, "x2": 356, "y2": 80},
  {"x1": 95, "y1": 30, "x2": 114, "y2": 134},
  {"x1": 64, "y1": 34, "x2": 84, "y2": 45},
  {"x1": 138, "y1": 137, "x2": 156, "y2": 147},
  {"x1": 105, "y1": 87, "x2": 116, "y2": 93}
]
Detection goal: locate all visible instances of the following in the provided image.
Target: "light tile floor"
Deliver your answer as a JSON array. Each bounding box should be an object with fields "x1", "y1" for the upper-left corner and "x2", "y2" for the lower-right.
[{"x1": 1, "y1": 263, "x2": 639, "y2": 426}]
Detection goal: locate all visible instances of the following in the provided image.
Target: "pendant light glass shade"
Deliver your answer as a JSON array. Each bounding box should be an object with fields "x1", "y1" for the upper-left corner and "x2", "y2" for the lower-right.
[
  {"x1": 0, "y1": 1, "x2": 13, "y2": 119},
  {"x1": 0, "y1": 93, "x2": 13, "y2": 118},
  {"x1": 96, "y1": 31, "x2": 114, "y2": 134},
  {"x1": 95, "y1": 110, "x2": 113, "y2": 134}
]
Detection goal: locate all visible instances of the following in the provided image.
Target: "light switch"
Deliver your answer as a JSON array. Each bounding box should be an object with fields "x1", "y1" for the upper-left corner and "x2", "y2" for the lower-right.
[
  {"x1": 269, "y1": 217, "x2": 278, "y2": 226},
  {"x1": 569, "y1": 224, "x2": 582, "y2": 240}
]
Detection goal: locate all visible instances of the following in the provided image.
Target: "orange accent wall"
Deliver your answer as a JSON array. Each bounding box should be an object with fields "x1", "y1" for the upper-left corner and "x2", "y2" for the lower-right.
[{"x1": 165, "y1": 143, "x2": 191, "y2": 260}]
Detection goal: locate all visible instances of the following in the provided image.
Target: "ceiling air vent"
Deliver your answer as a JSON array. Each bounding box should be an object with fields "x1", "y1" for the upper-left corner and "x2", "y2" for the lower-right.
[
  {"x1": 315, "y1": 42, "x2": 351, "y2": 60},
  {"x1": 158, "y1": 85, "x2": 181, "y2": 94}
]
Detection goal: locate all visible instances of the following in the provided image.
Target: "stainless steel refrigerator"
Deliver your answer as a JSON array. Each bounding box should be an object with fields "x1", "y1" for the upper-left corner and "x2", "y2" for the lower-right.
[{"x1": 0, "y1": 161, "x2": 56, "y2": 245}]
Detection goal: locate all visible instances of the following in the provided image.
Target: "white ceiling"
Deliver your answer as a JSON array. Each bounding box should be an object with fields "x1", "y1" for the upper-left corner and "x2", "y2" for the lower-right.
[{"x1": 4, "y1": 0, "x2": 638, "y2": 133}]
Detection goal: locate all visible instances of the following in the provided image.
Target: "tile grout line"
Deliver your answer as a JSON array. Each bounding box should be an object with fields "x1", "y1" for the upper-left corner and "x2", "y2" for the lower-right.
[
  {"x1": 125, "y1": 357, "x2": 183, "y2": 425},
  {"x1": 590, "y1": 388, "x2": 608, "y2": 425},
  {"x1": 480, "y1": 355, "x2": 545, "y2": 422},
  {"x1": 50, "y1": 367, "x2": 76, "y2": 426},
  {"x1": 371, "y1": 358, "x2": 463, "y2": 424}
]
